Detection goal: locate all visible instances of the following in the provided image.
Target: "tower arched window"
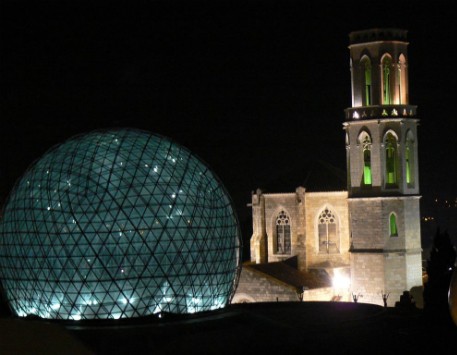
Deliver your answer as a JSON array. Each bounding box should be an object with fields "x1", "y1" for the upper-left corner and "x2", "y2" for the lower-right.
[
  {"x1": 346, "y1": 133, "x2": 351, "y2": 187},
  {"x1": 397, "y1": 54, "x2": 407, "y2": 104},
  {"x1": 405, "y1": 130, "x2": 415, "y2": 187},
  {"x1": 275, "y1": 210, "x2": 291, "y2": 254},
  {"x1": 382, "y1": 54, "x2": 393, "y2": 104},
  {"x1": 318, "y1": 207, "x2": 339, "y2": 254},
  {"x1": 384, "y1": 132, "x2": 398, "y2": 186},
  {"x1": 358, "y1": 131, "x2": 372, "y2": 186},
  {"x1": 389, "y1": 213, "x2": 398, "y2": 237},
  {"x1": 361, "y1": 56, "x2": 372, "y2": 106}
]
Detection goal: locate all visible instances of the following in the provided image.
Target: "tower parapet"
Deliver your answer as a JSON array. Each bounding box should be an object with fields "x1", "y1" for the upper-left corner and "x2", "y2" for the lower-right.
[{"x1": 349, "y1": 28, "x2": 408, "y2": 45}]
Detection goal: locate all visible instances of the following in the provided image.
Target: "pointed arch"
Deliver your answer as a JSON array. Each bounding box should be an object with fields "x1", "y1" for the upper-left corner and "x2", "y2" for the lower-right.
[
  {"x1": 389, "y1": 213, "x2": 398, "y2": 237},
  {"x1": 358, "y1": 130, "x2": 372, "y2": 186},
  {"x1": 346, "y1": 132, "x2": 351, "y2": 188},
  {"x1": 274, "y1": 210, "x2": 291, "y2": 254},
  {"x1": 360, "y1": 55, "x2": 372, "y2": 106},
  {"x1": 381, "y1": 53, "x2": 393, "y2": 104},
  {"x1": 405, "y1": 130, "x2": 415, "y2": 187},
  {"x1": 397, "y1": 54, "x2": 407, "y2": 104},
  {"x1": 384, "y1": 130, "x2": 399, "y2": 186},
  {"x1": 317, "y1": 206, "x2": 340, "y2": 254}
]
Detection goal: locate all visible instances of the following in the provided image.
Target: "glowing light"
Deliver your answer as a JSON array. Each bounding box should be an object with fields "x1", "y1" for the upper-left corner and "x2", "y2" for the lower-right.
[
  {"x1": 332, "y1": 269, "x2": 350, "y2": 289},
  {"x1": 50, "y1": 303, "x2": 61, "y2": 310}
]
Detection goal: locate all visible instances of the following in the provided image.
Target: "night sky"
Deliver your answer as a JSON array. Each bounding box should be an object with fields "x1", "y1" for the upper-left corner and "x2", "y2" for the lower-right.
[{"x1": 2, "y1": 0, "x2": 457, "y2": 254}]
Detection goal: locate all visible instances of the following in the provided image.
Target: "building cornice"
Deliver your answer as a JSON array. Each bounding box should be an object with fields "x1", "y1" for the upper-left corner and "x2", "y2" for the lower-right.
[{"x1": 348, "y1": 195, "x2": 421, "y2": 201}]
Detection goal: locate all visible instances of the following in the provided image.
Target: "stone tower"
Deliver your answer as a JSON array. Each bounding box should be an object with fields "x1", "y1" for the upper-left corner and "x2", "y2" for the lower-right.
[{"x1": 345, "y1": 29, "x2": 423, "y2": 306}]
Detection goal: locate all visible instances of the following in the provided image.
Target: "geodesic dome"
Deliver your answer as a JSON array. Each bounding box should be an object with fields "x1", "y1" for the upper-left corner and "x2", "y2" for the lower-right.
[{"x1": 0, "y1": 128, "x2": 241, "y2": 320}]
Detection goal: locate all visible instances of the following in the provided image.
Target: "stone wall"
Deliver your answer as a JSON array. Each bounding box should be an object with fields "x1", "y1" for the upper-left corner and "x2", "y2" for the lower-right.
[{"x1": 351, "y1": 252, "x2": 386, "y2": 306}]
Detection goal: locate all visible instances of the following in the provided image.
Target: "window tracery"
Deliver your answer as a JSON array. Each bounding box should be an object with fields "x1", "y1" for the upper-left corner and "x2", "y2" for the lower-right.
[
  {"x1": 358, "y1": 131, "x2": 372, "y2": 186},
  {"x1": 382, "y1": 54, "x2": 393, "y2": 104},
  {"x1": 275, "y1": 210, "x2": 291, "y2": 254},
  {"x1": 361, "y1": 56, "x2": 372, "y2": 106},
  {"x1": 405, "y1": 130, "x2": 415, "y2": 187},
  {"x1": 385, "y1": 132, "x2": 398, "y2": 186},
  {"x1": 318, "y1": 208, "x2": 339, "y2": 254}
]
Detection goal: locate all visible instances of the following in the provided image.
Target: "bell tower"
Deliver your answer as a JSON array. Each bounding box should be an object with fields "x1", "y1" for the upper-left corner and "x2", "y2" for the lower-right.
[{"x1": 344, "y1": 29, "x2": 423, "y2": 306}]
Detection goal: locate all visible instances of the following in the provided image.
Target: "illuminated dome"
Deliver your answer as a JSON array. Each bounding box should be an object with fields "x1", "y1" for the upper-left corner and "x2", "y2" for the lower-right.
[{"x1": 0, "y1": 128, "x2": 241, "y2": 320}]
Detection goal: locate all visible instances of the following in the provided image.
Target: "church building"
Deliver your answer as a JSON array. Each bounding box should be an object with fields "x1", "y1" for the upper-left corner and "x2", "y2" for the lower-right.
[{"x1": 233, "y1": 29, "x2": 423, "y2": 307}]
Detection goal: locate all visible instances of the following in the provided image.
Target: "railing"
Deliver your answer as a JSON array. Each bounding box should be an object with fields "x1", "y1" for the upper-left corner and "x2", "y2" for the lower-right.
[{"x1": 344, "y1": 105, "x2": 417, "y2": 121}]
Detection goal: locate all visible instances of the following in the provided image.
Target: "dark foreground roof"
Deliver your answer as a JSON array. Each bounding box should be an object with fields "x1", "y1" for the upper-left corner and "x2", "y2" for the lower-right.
[{"x1": 1, "y1": 302, "x2": 455, "y2": 354}]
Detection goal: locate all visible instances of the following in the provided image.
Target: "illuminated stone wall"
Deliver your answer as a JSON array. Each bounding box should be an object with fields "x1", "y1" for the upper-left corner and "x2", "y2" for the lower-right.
[
  {"x1": 250, "y1": 189, "x2": 350, "y2": 272},
  {"x1": 350, "y1": 253, "x2": 386, "y2": 306},
  {"x1": 304, "y1": 191, "x2": 350, "y2": 269}
]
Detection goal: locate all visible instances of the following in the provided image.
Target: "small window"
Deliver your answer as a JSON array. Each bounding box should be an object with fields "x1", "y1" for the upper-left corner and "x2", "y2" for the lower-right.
[{"x1": 389, "y1": 213, "x2": 398, "y2": 237}]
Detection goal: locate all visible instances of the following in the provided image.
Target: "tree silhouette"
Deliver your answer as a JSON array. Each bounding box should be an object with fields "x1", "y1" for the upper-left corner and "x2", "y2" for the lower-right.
[{"x1": 423, "y1": 228, "x2": 456, "y2": 323}]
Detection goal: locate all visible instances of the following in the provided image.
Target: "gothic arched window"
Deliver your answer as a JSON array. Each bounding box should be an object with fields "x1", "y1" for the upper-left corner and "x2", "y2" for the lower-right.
[
  {"x1": 389, "y1": 213, "x2": 398, "y2": 237},
  {"x1": 382, "y1": 54, "x2": 393, "y2": 104},
  {"x1": 318, "y1": 208, "x2": 339, "y2": 254},
  {"x1": 361, "y1": 56, "x2": 372, "y2": 106},
  {"x1": 346, "y1": 133, "x2": 351, "y2": 187},
  {"x1": 275, "y1": 211, "x2": 291, "y2": 254},
  {"x1": 405, "y1": 130, "x2": 415, "y2": 187},
  {"x1": 358, "y1": 131, "x2": 372, "y2": 186},
  {"x1": 397, "y1": 54, "x2": 407, "y2": 104},
  {"x1": 384, "y1": 132, "x2": 398, "y2": 186}
]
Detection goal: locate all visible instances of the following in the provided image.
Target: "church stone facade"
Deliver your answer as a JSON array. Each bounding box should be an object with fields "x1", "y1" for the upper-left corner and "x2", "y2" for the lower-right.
[{"x1": 234, "y1": 29, "x2": 423, "y2": 307}]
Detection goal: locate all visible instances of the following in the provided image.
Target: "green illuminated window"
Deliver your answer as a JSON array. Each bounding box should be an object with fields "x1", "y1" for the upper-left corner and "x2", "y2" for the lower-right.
[
  {"x1": 359, "y1": 132, "x2": 372, "y2": 186},
  {"x1": 382, "y1": 55, "x2": 393, "y2": 104},
  {"x1": 405, "y1": 131, "x2": 415, "y2": 187},
  {"x1": 364, "y1": 150, "x2": 371, "y2": 185},
  {"x1": 389, "y1": 213, "x2": 398, "y2": 237},
  {"x1": 362, "y1": 56, "x2": 372, "y2": 106},
  {"x1": 385, "y1": 132, "x2": 398, "y2": 186},
  {"x1": 405, "y1": 147, "x2": 411, "y2": 184}
]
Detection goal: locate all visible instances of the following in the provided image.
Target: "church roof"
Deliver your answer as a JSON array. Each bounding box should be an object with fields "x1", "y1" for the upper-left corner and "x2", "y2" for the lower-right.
[
  {"x1": 245, "y1": 258, "x2": 332, "y2": 290},
  {"x1": 259, "y1": 159, "x2": 347, "y2": 193}
]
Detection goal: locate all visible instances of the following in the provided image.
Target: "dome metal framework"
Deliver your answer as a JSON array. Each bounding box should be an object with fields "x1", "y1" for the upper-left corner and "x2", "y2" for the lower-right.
[{"x1": 0, "y1": 128, "x2": 241, "y2": 320}]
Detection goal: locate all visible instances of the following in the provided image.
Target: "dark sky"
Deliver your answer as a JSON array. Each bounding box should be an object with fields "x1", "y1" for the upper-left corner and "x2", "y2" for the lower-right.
[{"x1": 2, "y1": 0, "x2": 457, "y2": 249}]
